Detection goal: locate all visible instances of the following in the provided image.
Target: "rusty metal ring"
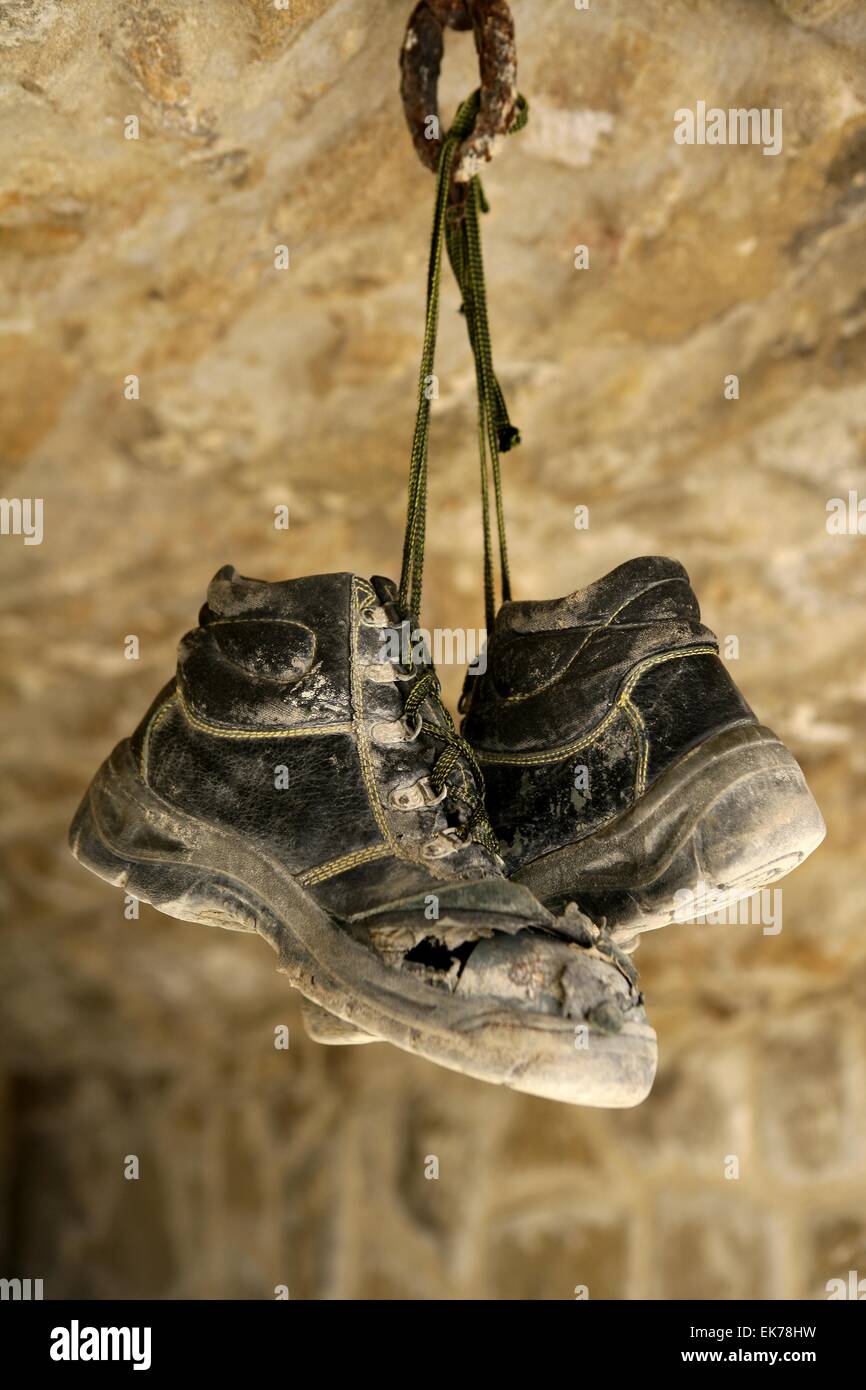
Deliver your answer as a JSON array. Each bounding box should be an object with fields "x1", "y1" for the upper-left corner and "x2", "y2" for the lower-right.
[{"x1": 400, "y1": 0, "x2": 518, "y2": 183}]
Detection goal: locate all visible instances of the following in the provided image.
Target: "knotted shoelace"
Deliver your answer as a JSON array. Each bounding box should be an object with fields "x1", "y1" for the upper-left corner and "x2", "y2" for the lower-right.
[
  {"x1": 395, "y1": 89, "x2": 528, "y2": 855},
  {"x1": 399, "y1": 88, "x2": 527, "y2": 636},
  {"x1": 401, "y1": 667, "x2": 498, "y2": 854}
]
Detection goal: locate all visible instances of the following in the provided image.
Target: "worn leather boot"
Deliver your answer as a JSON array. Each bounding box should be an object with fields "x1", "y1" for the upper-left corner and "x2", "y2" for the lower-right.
[
  {"x1": 69, "y1": 565, "x2": 656, "y2": 1107},
  {"x1": 462, "y1": 556, "x2": 825, "y2": 945}
]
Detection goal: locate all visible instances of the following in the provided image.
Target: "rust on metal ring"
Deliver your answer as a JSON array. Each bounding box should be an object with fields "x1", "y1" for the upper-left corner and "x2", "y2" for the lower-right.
[{"x1": 400, "y1": 0, "x2": 518, "y2": 183}]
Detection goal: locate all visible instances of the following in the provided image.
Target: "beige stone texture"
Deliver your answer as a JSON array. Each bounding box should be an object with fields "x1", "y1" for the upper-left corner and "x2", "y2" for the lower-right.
[{"x1": 1, "y1": 0, "x2": 865, "y2": 1299}]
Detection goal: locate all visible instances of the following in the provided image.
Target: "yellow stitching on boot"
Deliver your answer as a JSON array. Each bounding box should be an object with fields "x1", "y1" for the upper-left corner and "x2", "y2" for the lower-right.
[
  {"x1": 207, "y1": 618, "x2": 312, "y2": 628},
  {"x1": 140, "y1": 693, "x2": 177, "y2": 781},
  {"x1": 636, "y1": 702, "x2": 650, "y2": 796},
  {"x1": 177, "y1": 689, "x2": 352, "y2": 741},
  {"x1": 298, "y1": 843, "x2": 392, "y2": 886},
  {"x1": 476, "y1": 703, "x2": 623, "y2": 767},
  {"x1": 475, "y1": 645, "x2": 717, "y2": 766},
  {"x1": 621, "y1": 696, "x2": 649, "y2": 797}
]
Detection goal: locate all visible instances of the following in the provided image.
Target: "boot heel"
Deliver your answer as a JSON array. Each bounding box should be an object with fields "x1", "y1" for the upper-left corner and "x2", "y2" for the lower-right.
[
  {"x1": 68, "y1": 741, "x2": 260, "y2": 934},
  {"x1": 516, "y1": 723, "x2": 826, "y2": 938}
]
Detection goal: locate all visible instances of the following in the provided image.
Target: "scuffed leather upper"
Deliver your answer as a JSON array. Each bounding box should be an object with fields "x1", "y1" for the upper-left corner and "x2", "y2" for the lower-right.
[
  {"x1": 462, "y1": 556, "x2": 756, "y2": 870},
  {"x1": 130, "y1": 565, "x2": 554, "y2": 938}
]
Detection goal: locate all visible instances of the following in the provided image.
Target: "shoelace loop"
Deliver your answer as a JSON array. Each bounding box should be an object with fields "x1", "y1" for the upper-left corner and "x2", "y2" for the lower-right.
[
  {"x1": 396, "y1": 90, "x2": 527, "y2": 854},
  {"x1": 401, "y1": 666, "x2": 500, "y2": 855},
  {"x1": 399, "y1": 88, "x2": 528, "y2": 636}
]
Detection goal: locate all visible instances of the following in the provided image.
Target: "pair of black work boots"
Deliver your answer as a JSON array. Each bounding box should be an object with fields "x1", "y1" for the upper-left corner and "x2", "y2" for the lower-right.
[
  {"x1": 70, "y1": 90, "x2": 824, "y2": 1108},
  {"x1": 69, "y1": 554, "x2": 824, "y2": 1107}
]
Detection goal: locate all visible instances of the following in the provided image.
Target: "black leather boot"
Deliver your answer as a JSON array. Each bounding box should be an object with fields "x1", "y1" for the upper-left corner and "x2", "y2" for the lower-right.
[
  {"x1": 69, "y1": 565, "x2": 656, "y2": 1107},
  {"x1": 462, "y1": 556, "x2": 825, "y2": 944}
]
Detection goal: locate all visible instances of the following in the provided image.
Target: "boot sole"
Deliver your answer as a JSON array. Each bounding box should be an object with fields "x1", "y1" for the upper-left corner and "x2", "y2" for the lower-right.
[
  {"x1": 300, "y1": 997, "x2": 380, "y2": 1046},
  {"x1": 512, "y1": 723, "x2": 825, "y2": 944},
  {"x1": 69, "y1": 739, "x2": 657, "y2": 1108}
]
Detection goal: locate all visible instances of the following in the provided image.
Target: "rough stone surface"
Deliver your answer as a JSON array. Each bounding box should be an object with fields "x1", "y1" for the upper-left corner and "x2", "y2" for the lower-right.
[{"x1": 1, "y1": 0, "x2": 865, "y2": 1299}]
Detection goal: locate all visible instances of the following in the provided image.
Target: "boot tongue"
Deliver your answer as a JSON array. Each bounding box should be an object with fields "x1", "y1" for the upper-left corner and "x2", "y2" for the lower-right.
[
  {"x1": 205, "y1": 564, "x2": 278, "y2": 619},
  {"x1": 203, "y1": 565, "x2": 358, "y2": 623},
  {"x1": 369, "y1": 574, "x2": 438, "y2": 679}
]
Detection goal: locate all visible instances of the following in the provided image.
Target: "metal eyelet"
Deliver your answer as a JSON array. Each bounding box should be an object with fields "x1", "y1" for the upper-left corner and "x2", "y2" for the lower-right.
[
  {"x1": 421, "y1": 776, "x2": 447, "y2": 805},
  {"x1": 421, "y1": 829, "x2": 463, "y2": 859},
  {"x1": 371, "y1": 713, "x2": 423, "y2": 746},
  {"x1": 360, "y1": 606, "x2": 389, "y2": 628},
  {"x1": 390, "y1": 776, "x2": 448, "y2": 811},
  {"x1": 402, "y1": 712, "x2": 423, "y2": 742}
]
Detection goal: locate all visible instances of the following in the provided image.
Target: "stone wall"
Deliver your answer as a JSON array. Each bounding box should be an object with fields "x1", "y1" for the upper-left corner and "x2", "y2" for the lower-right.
[{"x1": 1, "y1": 0, "x2": 865, "y2": 1299}]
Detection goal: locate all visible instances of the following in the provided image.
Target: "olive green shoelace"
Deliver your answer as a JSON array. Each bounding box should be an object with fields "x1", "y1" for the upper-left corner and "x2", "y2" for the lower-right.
[
  {"x1": 399, "y1": 88, "x2": 527, "y2": 635},
  {"x1": 396, "y1": 90, "x2": 528, "y2": 855},
  {"x1": 402, "y1": 668, "x2": 499, "y2": 855}
]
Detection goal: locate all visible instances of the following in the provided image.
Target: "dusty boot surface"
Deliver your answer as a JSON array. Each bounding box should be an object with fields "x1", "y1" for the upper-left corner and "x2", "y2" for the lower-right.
[
  {"x1": 462, "y1": 556, "x2": 825, "y2": 945},
  {"x1": 70, "y1": 565, "x2": 656, "y2": 1107}
]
